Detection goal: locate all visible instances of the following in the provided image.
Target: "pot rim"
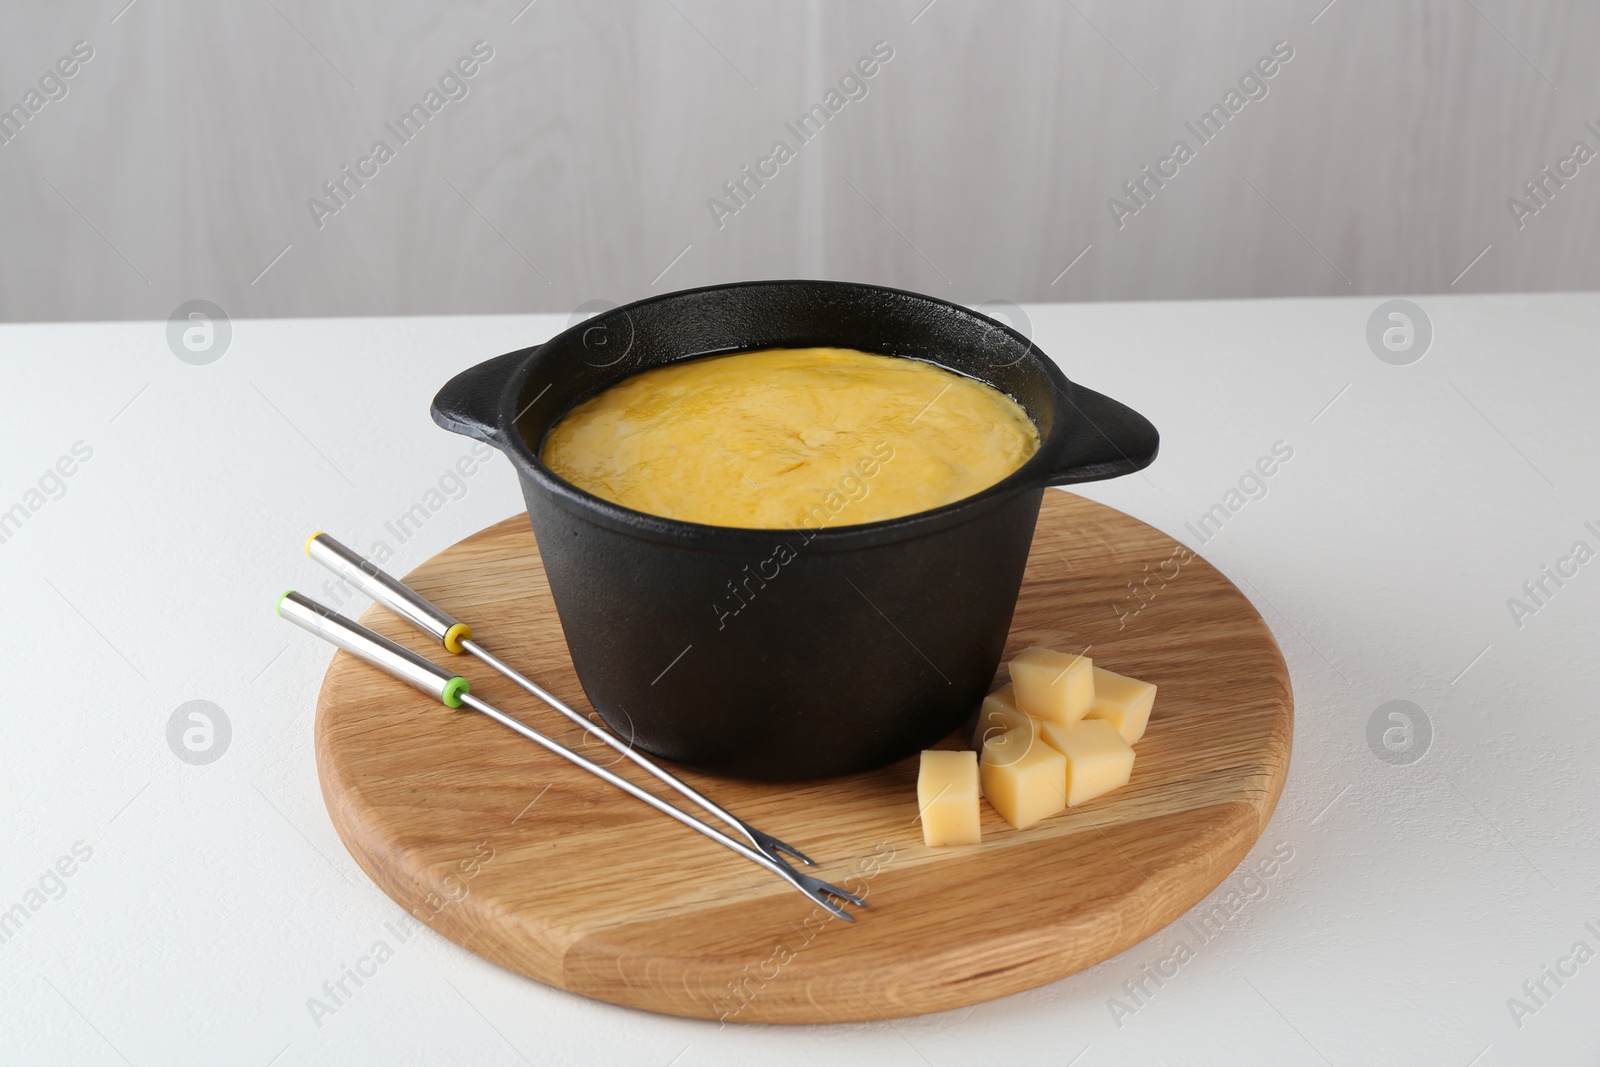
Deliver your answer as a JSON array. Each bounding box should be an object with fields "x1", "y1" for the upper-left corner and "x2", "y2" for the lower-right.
[{"x1": 452, "y1": 279, "x2": 1155, "y2": 551}]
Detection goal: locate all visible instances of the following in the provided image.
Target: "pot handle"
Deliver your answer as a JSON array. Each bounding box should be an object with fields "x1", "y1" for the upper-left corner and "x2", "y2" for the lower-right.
[
  {"x1": 430, "y1": 350, "x2": 526, "y2": 448},
  {"x1": 1041, "y1": 382, "x2": 1160, "y2": 486}
]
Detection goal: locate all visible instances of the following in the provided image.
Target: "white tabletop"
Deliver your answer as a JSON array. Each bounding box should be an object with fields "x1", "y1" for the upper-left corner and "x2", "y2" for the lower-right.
[{"x1": 3, "y1": 292, "x2": 1596, "y2": 1066}]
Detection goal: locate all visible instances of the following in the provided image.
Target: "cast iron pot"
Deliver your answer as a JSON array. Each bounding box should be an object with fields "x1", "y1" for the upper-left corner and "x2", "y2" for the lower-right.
[{"x1": 432, "y1": 280, "x2": 1158, "y2": 780}]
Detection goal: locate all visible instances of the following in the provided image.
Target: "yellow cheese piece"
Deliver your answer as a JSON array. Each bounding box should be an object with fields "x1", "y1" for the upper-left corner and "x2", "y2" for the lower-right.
[
  {"x1": 1037, "y1": 719, "x2": 1136, "y2": 806},
  {"x1": 540, "y1": 347, "x2": 1039, "y2": 529},
  {"x1": 980, "y1": 729, "x2": 1066, "y2": 829},
  {"x1": 1085, "y1": 666, "x2": 1157, "y2": 744},
  {"x1": 971, "y1": 683, "x2": 1034, "y2": 750},
  {"x1": 917, "y1": 750, "x2": 981, "y2": 846},
  {"x1": 1010, "y1": 646, "x2": 1094, "y2": 726}
]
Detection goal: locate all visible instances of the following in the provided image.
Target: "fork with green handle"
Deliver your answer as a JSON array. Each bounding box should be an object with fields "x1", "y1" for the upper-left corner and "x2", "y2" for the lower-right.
[
  {"x1": 276, "y1": 590, "x2": 864, "y2": 920},
  {"x1": 303, "y1": 531, "x2": 826, "y2": 873}
]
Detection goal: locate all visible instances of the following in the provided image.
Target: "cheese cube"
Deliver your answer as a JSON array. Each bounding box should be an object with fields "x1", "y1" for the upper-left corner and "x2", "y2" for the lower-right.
[
  {"x1": 1085, "y1": 666, "x2": 1157, "y2": 744},
  {"x1": 1037, "y1": 719, "x2": 1136, "y2": 806},
  {"x1": 970, "y1": 683, "x2": 1034, "y2": 750},
  {"x1": 980, "y1": 728, "x2": 1066, "y2": 829},
  {"x1": 1010, "y1": 646, "x2": 1094, "y2": 726},
  {"x1": 917, "y1": 750, "x2": 981, "y2": 846}
]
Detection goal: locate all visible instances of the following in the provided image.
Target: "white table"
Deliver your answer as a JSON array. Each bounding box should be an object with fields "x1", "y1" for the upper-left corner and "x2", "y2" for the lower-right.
[{"x1": 3, "y1": 293, "x2": 1596, "y2": 1066}]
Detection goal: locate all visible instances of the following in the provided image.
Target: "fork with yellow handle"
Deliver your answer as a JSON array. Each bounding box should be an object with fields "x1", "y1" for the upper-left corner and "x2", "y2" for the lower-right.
[{"x1": 277, "y1": 588, "x2": 865, "y2": 920}]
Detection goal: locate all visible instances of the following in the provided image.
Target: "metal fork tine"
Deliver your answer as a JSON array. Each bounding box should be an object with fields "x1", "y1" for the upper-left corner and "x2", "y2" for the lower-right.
[
  {"x1": 815, "y1": 881, "x2": 868, "y2": 909},
  {"x1": 748, "y1": 827, "x2": 816, "y2": 868},
  {"x1": 802, "y1": 881, "x2": 855, "y2": 923}
]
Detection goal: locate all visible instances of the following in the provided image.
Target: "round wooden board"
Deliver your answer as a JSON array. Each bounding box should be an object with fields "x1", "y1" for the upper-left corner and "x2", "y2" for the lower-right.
[{"x1": 314, "y1": 490, "x2": 1292, "y2": 1023}]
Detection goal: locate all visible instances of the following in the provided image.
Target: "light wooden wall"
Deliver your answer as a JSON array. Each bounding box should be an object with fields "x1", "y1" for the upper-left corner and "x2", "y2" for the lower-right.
[{"x1": 1, "y1": 0, "x2": 1596, "y2": 323}]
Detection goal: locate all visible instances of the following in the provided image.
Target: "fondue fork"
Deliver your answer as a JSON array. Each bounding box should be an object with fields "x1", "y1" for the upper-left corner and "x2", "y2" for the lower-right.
[
  {"x1": 276, "y1": 591, "x2": 863, "y2": 920},
  {"x1": 303, "y1": 532, "x2": 822, "y2": 872}
]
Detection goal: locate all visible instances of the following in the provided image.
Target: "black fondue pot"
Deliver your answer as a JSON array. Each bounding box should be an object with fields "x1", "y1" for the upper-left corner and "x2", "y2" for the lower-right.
[{"x1": 432, "y1": 280, "x2": 1158, "y2": 780}]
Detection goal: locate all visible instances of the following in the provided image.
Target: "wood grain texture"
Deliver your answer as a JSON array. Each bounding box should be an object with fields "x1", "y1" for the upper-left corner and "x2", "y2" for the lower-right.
[{"x1": 314, "y1": 490, "x2": 1292, "y2": 1023}]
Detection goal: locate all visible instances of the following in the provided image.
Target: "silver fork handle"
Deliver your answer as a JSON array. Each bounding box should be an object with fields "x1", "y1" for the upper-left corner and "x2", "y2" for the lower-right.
[
  {"x1": 277, "y1": 592, "x2": 469, "y2": 706},
  {"x1": 307, "y1": 532, "x2": 465, "y2": 645}
]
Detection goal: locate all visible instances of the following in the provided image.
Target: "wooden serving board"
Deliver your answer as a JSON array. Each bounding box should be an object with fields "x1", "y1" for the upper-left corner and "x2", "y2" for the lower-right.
[{"x1": 314, "y1": 490, "x2": 1292, "y2": 1023}]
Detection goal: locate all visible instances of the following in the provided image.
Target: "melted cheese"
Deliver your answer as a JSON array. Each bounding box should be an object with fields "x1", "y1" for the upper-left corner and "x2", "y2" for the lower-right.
[{"x1": 540, "y1": 347, "x2": 1039, "y2": 529}]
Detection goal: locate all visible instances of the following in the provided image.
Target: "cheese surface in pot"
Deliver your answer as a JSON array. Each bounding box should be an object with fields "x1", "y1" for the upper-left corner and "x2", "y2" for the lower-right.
[{"x1": 540, "y1": 347, "x2": 1040, "y2": 529}]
